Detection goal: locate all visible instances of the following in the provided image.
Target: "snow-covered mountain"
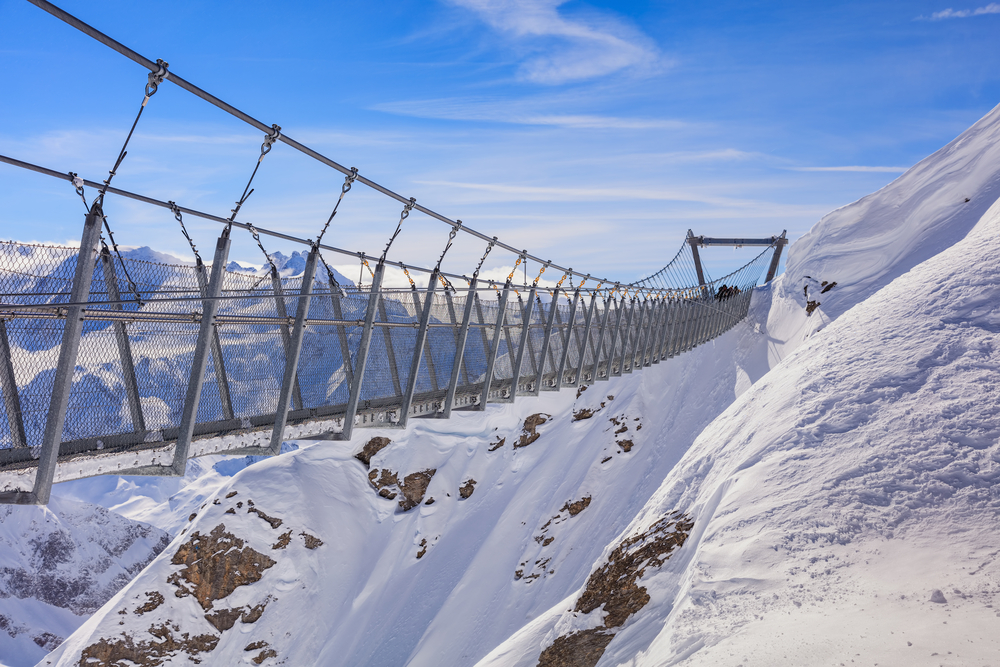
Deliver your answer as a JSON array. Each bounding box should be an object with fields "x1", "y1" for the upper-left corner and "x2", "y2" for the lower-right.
[
  {"x1": 0, "y1": 499, "x2": 168, "y2": 667},
  {"x1": 12, "y1": 101, "x2": 1000, "y2": 667}
]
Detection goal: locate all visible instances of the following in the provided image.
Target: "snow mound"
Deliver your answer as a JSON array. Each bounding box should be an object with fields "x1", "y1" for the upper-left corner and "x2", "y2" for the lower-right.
[{"x1": 479, "y1": 174, "x2": 1000, "y2": 667}]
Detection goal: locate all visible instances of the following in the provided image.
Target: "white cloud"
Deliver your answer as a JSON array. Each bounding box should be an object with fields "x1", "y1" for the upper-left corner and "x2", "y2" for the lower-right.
[
  {"x1": 792, "y1": 166, "x2": 908, "y2": 173},
  {"x1": 372, "y1": 97, "x2": 685, "y2": 129},
  {"x1": 447, "y1": 0, "x2": 663, "y2": 84},
  {"x1": 919, "y1": 3, "x2": 1000, "y2": 19}
]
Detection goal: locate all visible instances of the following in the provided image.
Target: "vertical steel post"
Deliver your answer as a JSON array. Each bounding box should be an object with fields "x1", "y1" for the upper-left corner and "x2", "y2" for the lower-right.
[
  {"x1": 444, "y1": 287, "x2": 471, "y2": 389},
  {"x1": 479, "y1": 285, "x2": 510, "y2": 408},
  {"x1": 608, "y1": 297, "x2": 629, "y2": 377},
  {"x1": 577, "y1": 292, "x2": 599, "y2": 384},
  {"x1": 591, "y1": 296, "x2": 615, "y2": 382},
  {"x1": 377, "y1": 296, "x2": 403, "y2": 398},
  {"x1": 506, "y1": 286, "x2": 536, "y2": 400},
  {"x1": 399, "y1": 273, "x2": 438, "y2": 426},
  {"x1": 441, "y1": 279, "x2": 477, "y2": 418},
  {"x1": 616, "y1": 298, "x2": 637, "y2": 376},
  {"x1": 475, "y1": 290, "x2": 492, "y2": 364},
  {"x1": 341, "y1": 263, "x2": 385, "y2": 440},
  {"x1": 33, "y1": 206, "x2": 103, "y2": 503},
  {"x1": 523, "y1": 296, "x2": 541, "y2": 382},
  {"x1": 555, "y1": 289, "x2": 580, "y2": 390},
  {"x1": 269, "y1": 247, "x2": 318, "y2": 454},
  {"x1": 501, "y1": 296, "x2": 519, "y2": 396},
  {"x1": 657, "y1": 298, "x2": 674, "y2": 361},
  {"x1": 411, "y1": 289, "x2": 439, "y2": 392},
  {"x1": 0, "y1": 320, "x2": 27, "y2": 449},
  {"x1": 533, "y1": 287, "x2": 560, "y2": 395},
  {"x1": 100, "y1": 248, "x2": 145, "y2": 433},
  {"x1": 642, "y1": 296, "x2": 663, "y2": 368},
  {"x1": 195, "y1": 262, "x2": 235, "y2": 421},
  {"x1": 328, "y1": 279, "x2": 354, "y2": 396},
  {"x1": 688, "y1": 230, "x2": 706, "y2": 287},
  {"x1": 624, "y1": 299, "x2": 645, "y2": 374},
  {"x1": 271, "y1": 269, "x2": 304, "y2": 411},
  {"x1": 172, "y1": 228, "x2": 232, "y2": 476},
  {"x1": 765, "y1": 232, "x2": 787, "y2": 282}
]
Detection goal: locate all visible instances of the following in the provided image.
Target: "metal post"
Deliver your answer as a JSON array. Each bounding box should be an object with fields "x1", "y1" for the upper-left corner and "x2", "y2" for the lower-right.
[
  {"x1": 555, "y1": 289, "x2": 580, "y2": 390},
  {"x1": 607, "y1": 297, "x2": 628, "y2": 377},
  {"x1": 765, "y1": 231, "x2": 787, "y2": 283},
  {"x1": 642, "y1": 299, "x2": 662, "y2": 367},
  {"x1": 624, "y1": 299, "x2": 644, "y2": 374},
  {"x1": 0, "y1": 320, "x2": 27, "y2": 449},
  {"x1": 100, "y1": 248, "x2": 145, "y2": 433},
  {"x1": 269, "y1": 247, "x2": 318, "y2": 454},
  {"x1": 195, "y1": 262, "x2": 235, "y2": 421},
  {"x1": 172, "y1": 228, "x2": 231, "y2": 476},
  {"x1": 328, "y1": 280, "x2": 354, "y2": 396},
  {"x1": 591, "y1": 296, "x2": 615, "y2": 382},
  {"x1": 577, "y1": 292, "x2": 599, "y2": 384},
  {"x1": 523, "y1": 296, "x2": 541, "y2": 383},
  {"x1": 616, "y1": 298, "x2": 637, "y2": 376},
  {"x1": 441, "y1": 279, "x2": 477, "y2": 418},
  {"x1": 341, "y1": 263, "x2": 384, "y2": 440},
  {"x1": 399, "y1": 274, "x2": 438, "y2": 426},
  {"x1": 271, "y1": 269, "x2": 304, "y2": 411},
  {"x1": 475, "y1": 290, "x2": 491, "y2": 364},
  {"x1": 657, "y1": 298, "x2": 674, "y2": 361},
  {"x1": 501, "y1": 296, "x2": 519, "y2": 397},
  {"x1": 533, "y1": 287, "x2": 560, "y2": 395},
  {"x1": 674, "y1": 299, "x2": 691, "y2": 356},
  {"x1": 479, "y1": 284, "x2": 510, "y2": 408},
  {"x1": 377, "y1": 296, "x2": 403, "y2": 398},
  {"x1": 411, "y1": 289, "x2": 439, "y2": 392},
  {"x1": 32, "y1": 206, "x2": 103, "y2": 503},
  {"x1": 444, "y1": 287, "x2": 470, "y2": 390},
  {"x1": 688, "y1": 230, "x2": 706, "y2": 287},
  {"x1": 506, "y1": 286, "x2": 536, "y2": 400}
]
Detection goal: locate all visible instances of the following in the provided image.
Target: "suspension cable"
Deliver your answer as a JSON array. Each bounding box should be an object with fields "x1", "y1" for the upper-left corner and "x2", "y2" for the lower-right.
[
  {"x1": 379, "y1": 198, "x2": 415, "y2": 265},
  {"x1": 316, "y1": 167, "x2": 358, "y2": 246},
  {"x1": 168, "y1": 201, "x2": 202, "y2": 266}
]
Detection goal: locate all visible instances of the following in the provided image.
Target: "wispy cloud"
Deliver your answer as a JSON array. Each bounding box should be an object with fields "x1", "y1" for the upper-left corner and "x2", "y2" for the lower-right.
[
  {"x1": 792, "y1": 166, "x2": 908, "y2": 173},
  {"x1": 447, "y1": 0, "x2": 663, "y2": 84},
  {"x1": 373, "y1": 97, "x2": 685, "y2": 129},
  {"x1": 918, "y1": 3, "x2": 1000, "y2": 19}
]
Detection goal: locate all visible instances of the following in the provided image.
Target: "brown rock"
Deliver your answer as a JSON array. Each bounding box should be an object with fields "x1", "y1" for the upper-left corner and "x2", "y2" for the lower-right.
[
  {"x1": 416, "y1": 538, "x2": 428, "y2": 559},
  {"x1": 247, "y1": 506, "x2": 283, "y2": 530},
  {"x1": 204, "y1": 607, "x2": 243, "y2": 632},
  {"x1": 517, "y1": 413, "x2": 551, "y2": 448},
  {"x1": 134, "y1": 591, "x2": 164, "y2": 616},
  {"x1": 398, "y1": 469, "x2": 436, "y2": 511},
  {"x1": 355, "y1": 436, "x2": 392, "y2": 467},
  {"x1": 271, "y1": 531, "x2": 292, "y2": 550},
  {"x1": 78, "y1": 623, "x2": 218, "y2": 667},
  {"x1": 487, "y1": 436, "x2": 506, "y2": 452},
  {"x1": 572, "y1": 409, "x2": 595, "y2": 421},
  {"x1": 574, "y1": 512, "x2": 692, "y2": 628},
  {"x1": 537, "y1": 628, "x2": 614, "y2": 667},
  {"x1": 561, "y1": 496, "x2": 592, "y2": 516},
  {"x1": 301, "y1": 532, "x2": 324, "y2": 549},
  {"x1": 167, "y1": 524, "x2": 276, "y2": 611},
  {"x1": 459, "y1": 479, "x2": 477, "y2": 499}
]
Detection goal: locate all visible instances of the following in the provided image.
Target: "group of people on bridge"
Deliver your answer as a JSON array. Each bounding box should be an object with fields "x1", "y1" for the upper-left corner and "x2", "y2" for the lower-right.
[{"x1": 715, "y1": 284, "x2": 742, "y2": 300}]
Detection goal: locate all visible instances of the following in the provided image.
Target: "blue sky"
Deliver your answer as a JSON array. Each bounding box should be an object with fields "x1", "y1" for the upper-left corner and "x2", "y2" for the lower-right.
[{"x1": 1, "y1": 0, "x2": 999, "y2": 286}]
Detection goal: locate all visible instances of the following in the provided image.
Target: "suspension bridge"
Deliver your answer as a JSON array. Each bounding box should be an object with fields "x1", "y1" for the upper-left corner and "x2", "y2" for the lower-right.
[{"x1": 0, "y1": 0, "x2": 788, "y2": 505}]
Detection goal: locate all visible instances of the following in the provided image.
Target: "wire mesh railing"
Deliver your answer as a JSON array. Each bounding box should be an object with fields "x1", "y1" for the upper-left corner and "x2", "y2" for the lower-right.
[{"x1": 0, "y1": 235, "x2": 774, "y2": 501}]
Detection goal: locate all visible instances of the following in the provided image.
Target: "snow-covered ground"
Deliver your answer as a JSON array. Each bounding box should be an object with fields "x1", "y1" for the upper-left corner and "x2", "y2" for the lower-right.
[{"x1": 5, "y1": 101, "x2": 1000, "y2": 666}]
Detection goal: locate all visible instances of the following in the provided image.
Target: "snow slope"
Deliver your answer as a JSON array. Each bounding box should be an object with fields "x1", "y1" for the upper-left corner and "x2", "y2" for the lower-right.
[{"x1": 26, "y1": 105, "x2": 1000, "y2": 667}]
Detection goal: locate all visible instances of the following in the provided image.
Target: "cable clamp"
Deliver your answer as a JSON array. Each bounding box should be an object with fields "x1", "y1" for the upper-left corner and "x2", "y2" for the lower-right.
[
  {"x1": 260, "y1": 124, "x2": 282, "y2": 159},
  {"x1": 144, "y1": 59, "x2": 169, "y2": 100},
  {"x1": 343, "y1": 167, "x2": 358, "y2": 193}
]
